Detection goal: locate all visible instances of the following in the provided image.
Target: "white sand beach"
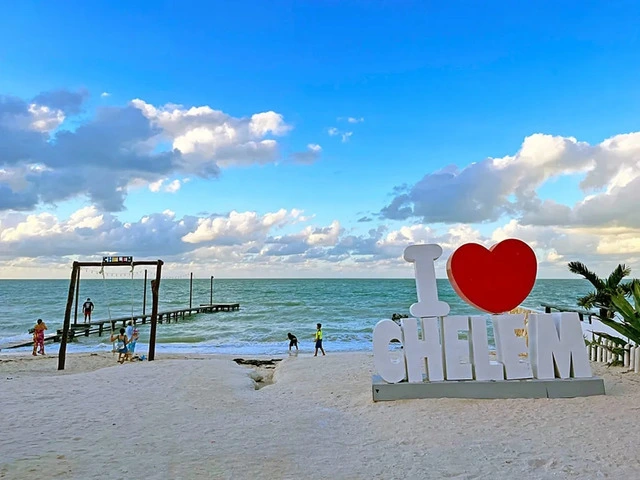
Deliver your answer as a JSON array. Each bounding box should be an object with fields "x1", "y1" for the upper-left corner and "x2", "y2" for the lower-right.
[{"x1": 1, "y1": 352, "x2": 639, "y2": 480}]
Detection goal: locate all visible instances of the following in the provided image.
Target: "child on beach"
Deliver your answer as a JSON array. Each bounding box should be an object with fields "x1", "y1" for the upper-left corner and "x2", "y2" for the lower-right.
[
  {"x1": 314, "y1": 323, "x2": 325, "y2": 357},
  {"x1": 287, "y1": 332, "x2": 298, "y2": 352},
  {"x1": 32, "y1": 319, "x2": 47, "y2": 356},
  {"x1": 125, "y1": 320, "x2": 134, "y2": 340},
  {"x1": 126, "y1": 328, "x2": 139, "y2": 361}
]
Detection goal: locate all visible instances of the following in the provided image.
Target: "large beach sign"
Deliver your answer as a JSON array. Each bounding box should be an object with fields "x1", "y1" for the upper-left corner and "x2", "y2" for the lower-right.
[{"x1": 372, "y1": 239, "x2": 605, "y2": 400}]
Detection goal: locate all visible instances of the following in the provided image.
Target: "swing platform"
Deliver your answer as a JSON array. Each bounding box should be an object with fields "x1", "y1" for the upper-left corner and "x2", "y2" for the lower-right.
[{"x1": 0, "y1": 304, "x2": 240, "y2": 350}]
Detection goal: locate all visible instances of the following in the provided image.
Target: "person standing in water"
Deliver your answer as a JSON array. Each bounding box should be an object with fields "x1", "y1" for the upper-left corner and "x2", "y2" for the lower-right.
[
  {"x1": 32, "y1": 319, "x2": 47, "y2": 356},
  {"x1": 82, "y1": 298, "x2": 94, "y2": 323},
  {"x1": 314, "y1": 323, "x2": 326, "y2": 357}
]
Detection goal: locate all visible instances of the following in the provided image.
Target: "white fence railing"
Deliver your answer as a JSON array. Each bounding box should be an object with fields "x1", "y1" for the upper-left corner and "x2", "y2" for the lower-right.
[{"x1": 588, "y1": 341, "x2": 640, "y2": 372}]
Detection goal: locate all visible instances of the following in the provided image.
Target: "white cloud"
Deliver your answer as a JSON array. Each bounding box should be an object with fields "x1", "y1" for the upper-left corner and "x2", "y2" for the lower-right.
[
  {"x1": 249, "y1": 111, "x2": 291, "y2": 136},
  {"x1": 337, "y1": 116, "x2": 364, "y2": 124},
  {"x1": 3, "y1": 204, "x2": 640, "y2": 279},
  {"x1": 0, "y1": 91, "x2": 300, "y2": 212},
  {"x1": 28, "y1": 104, "x2": 66, "y2": 132},
  {"x1": 181, "y1": 209, "x2": 295, "y2": 244},
  {"x1": 306, "y1": 220, "x2": 341, "y2": 246},
  {"x1": 132, "y1": 99, "x2": 292, "y2": 171},
  {"x1": 291, "y1": 144, "x2": 322, "y2": 164},
  {"x1": 327, "y1": 126, "x2": 354, "y2": 142},
  {"x1": 5, "y1": 89, "x2": 640, "y2": 279},
  {"x1": 148, "y1": 178, "x2": 186, "y2": 193},
  {"x1": 0, "y1": 212, "x2": 62, "y2": 242},
  {"x1": 148, "y1": 179, "x2": 164, "y2": 192},
  {"x1": 101, "y1": 92, "x2": 111, "y2": 98},
  {"x1": 381, "y1": 131, "x2": 640, "y2": 229},
  {"x1": 67, "y1": 206, "x2": 105, "y2": 230},
  {"x1": 164, "y1": 179, "x2": 182, "y2": 193}
]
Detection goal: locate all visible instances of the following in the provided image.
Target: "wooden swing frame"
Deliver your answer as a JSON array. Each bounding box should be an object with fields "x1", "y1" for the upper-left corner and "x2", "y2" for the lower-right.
[{"x1": 58, "y1": 259, "x2": 164, "y2": 370}]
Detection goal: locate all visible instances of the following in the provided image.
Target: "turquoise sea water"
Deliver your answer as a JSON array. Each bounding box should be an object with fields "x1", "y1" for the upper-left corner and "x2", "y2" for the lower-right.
[{"x1": 0, "y1": 278, "x2": 594, "y2": 356}]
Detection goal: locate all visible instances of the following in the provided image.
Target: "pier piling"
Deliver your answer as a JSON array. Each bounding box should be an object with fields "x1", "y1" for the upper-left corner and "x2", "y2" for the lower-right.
[
  {"x1": 73, "y1": 271, "x2": 80, "y2": 324},
  {"x1": 148, "y1": 262, "x2": 163, "y2": 362},
  {"x1": 143, "y1": 269, "x2": 148, "y2": 316},
  {"x1": 58, "y1": 262, "x2": 79, "y2": 370}
]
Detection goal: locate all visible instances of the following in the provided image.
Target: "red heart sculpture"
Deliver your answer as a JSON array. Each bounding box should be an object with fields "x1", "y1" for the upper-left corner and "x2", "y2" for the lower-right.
[{"x1": 446, "y1": 239, "x2": 537, "y2": 314}]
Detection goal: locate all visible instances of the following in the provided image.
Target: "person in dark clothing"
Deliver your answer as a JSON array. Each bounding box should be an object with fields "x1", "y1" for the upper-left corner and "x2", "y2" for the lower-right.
[
  {"x1": 287, "y1": 332, "x2": 298, "y2": 352},
  {"x1": 82, "y1": 298, "x2": 94, "y2": 322}
]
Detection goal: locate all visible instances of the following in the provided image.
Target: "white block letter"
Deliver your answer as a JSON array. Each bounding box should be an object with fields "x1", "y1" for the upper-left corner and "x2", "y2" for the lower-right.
[
  {"x1": 404, "y1": 244, "x2": 450, "y2": 318},
  {"x1": 373, "y1": 320, "x2": 407, "y2": 383},
  {"x1": 401, "y1": 317, "x2": 444, "y2": 382},
  {"x1": 492, "y1": 314, "x2": 533, "y2": 380},
  {"x1": 442, "y1": 316, "x2": 473, "y2": 380},
  {"x1": 528, "y1": 312, "x2": 592, "y2": 379},
  {"x1": 469, "y1": 315, "x2": 504, "y2": 381}
]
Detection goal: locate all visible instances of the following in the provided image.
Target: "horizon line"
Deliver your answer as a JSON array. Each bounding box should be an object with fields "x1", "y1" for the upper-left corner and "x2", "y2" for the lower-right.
[{"x1": 0, "y1": 277, "x2": 588, "y2": 281}]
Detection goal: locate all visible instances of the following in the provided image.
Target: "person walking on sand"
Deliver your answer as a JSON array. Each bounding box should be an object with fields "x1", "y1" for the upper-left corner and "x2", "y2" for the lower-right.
[
  {"x1": 314, "y1": 323, "x2": 325, "y2": 357},
  {"x1": 32, "y1": 319, "x2": 47, "y2": 356},
  {"x1": 82, "y1": 298, "x2": 94, "y2": 323},
  {"x1": 287, "y1": 332, "x2": 298, "y2": 352}
]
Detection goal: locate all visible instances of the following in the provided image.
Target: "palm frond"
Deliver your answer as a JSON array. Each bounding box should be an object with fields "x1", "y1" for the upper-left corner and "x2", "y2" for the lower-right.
[
  {"x1": 568, "y1": 261, "x2": 605, "y2": 289},
  {"x1": 611, "y1": 293, "x2": 640, "y2": 326},
  {"x1": 590, "y1": 331, "x2": 628, "y2": 347},
  {"x1": 632, "y1": 281, "x2": 640, "y2": 312},
  {"x1": 606, "y1": 264, "x2": 631, "y2": 288},
  {"x1": 598, "y1": 312, "x2": 640, "y2": 345},
  {"x1": 577, "y1": 291, "x2": 598, "y2": 309}
]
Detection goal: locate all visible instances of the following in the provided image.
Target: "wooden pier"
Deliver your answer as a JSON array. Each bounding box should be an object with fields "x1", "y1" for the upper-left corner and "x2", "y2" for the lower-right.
[{"x1": 1, "y1": 303, "x2": 239, "y2": 350}]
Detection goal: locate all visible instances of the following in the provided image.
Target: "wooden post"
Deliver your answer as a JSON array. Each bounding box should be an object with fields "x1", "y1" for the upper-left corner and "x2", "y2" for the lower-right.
[
  {"x1": 73, "y1": 268, "x2": 81, "y2": 324},
  {"x1": 189, "y1": 272, "x2": 193, "y2": 310},
  {"x1": 142, "y1": 269, "x2": 148, "y2": 316},
  {"x1": 148, "y1": 261, "x2": 163, "y2": 361},
  {"x1": 210, "y1": 275, "x2": 214, "y2": 305},
  {"x1": 58, "y1": 262, "x2": 79, "y2": 371}
]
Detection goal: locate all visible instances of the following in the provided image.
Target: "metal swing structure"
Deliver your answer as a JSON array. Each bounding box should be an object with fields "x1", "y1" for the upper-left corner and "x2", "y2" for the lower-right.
[{"x1": 58, "y1": 256, "x2": 164, "y2": 371}]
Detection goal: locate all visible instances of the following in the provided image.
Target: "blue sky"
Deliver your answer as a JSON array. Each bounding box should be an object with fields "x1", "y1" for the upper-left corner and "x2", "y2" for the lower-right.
[{"x1": 1, "y1": 0, "x2": 640, "y2": 278}]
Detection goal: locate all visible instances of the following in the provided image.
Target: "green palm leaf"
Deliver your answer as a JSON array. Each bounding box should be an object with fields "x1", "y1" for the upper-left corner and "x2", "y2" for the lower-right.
[
  {"x1": 568, "y1": 261, "x2": 605, "y2": 289},
  {"x1": 569, "y1": 261, "x2": 640, "y2": 319},
  {"x1": 590, "y1": 332, "x2": 628, "y2": 347},
  {"x1": 606, "y1": 264, "x2": 631, "y2": 289},
  {"x1": 611, "y1": 294, "x2": 639, "y2": 325},
  {"x1": 631, "y1": 280, "x2": 640, "y2": 312},
  {"x1": 596, "y1": 317, "x2": 640, "y2": 344}
]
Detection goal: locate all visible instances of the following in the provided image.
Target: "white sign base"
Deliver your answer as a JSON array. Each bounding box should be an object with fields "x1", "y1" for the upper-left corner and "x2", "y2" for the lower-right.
[{"x1": 371, "y1": 375, "x2": 605, "y2": 401}]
